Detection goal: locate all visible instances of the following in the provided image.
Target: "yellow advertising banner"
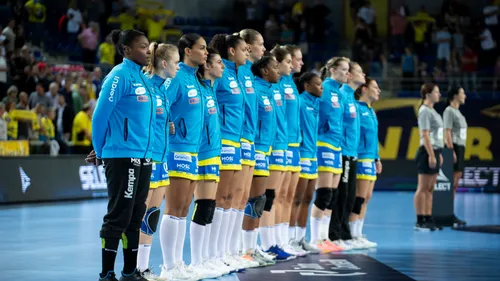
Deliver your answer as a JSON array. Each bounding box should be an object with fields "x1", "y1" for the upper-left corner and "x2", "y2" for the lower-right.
[{"x1": 0, "y1": 140, "x2": 30, "y2": 156}]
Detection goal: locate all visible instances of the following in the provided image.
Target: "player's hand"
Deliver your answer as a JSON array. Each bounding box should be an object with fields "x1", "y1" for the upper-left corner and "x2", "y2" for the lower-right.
[
  {"x1": 85, "y1": 150, "x2": 97, "y2": 166},
  {"x1": 169, "y1": 122, "x2": 175, "y2": 135},
  {"x1": 440, "y1": 154, "x2": 444, "y2": 167},
  {"x1": 429, "y1": 155, "x2": 437, "y2": 169},
  {"x1": 376, "y1": 160, "x2": 383, "y2": 174},
  {"x1": 453, "y1": 151, "x2": 457, "y2": 164}
]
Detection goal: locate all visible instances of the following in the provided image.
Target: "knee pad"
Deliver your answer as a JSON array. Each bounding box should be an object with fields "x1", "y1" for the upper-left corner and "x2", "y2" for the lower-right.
[
  {"x1": 192, "y1": 199, "x2": 213, "y2": 226},
  {"x1": 351, "y1": 196, "x2": 365, "y2": 215},
  {"x1": 263, "y1": 189, "x2": 275, "y2": 212},
  {"x1": 314, "y1": 187, "x2": 333, "y2": 210},
  {"x1": 140, "y1": 207, "x2": 161, "y2": 236},
  {"x1": 326, "y1": 188, "x2": 339, "y2": 210},
  {"x1": 244, "y1": 194, "x2": 266, "y2": 219},
  {"x1": 207, "y1": 200, "x2": 216, "y2": 224}
]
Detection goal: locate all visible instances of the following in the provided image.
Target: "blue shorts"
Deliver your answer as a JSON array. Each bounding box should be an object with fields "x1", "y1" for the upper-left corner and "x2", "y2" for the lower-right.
[
  {"x1": 220, "y1": 140, "x2": 242, "y2": 171},
  {"x1": 241, "y1": 139, "x2": 256, "y2": 167},
  {"x1": 299, "y1": 158, "x2": 318, "y2": 179},
  {"x1": 254, "y1": 151, "x2": 270, "y2": 177},
  {"x1": 286, "y1": 145, "x2": 301, "y2": 172},
  {"x1": 198, "y1": 157, "x2": 221, "y2": 182},
  {"x1": 317, "y1": 142, "x2": 343, "y2": 174},
  {"x1": 356, "y1": 159, "x2": 377, "y2": 181},
  {"x1": 150, "y1": 162, "x2": 170, "y2": 188},
  {"x1": 167, "y1": 152, "x2": 199, "y2": 181},
  {"x1": 269, "y1": 149, "x2": 287, "y2": 171}
]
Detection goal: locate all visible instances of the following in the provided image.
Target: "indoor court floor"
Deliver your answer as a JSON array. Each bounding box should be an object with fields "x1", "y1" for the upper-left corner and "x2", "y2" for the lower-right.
[{"x1": 1, "y1": 191, "x2": 499, "y2": 281}]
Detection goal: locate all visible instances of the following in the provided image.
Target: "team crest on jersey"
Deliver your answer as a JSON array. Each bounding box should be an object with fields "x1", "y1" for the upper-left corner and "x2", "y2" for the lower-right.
[
  {"x1": 265, "y1": 105, "x2": 273, "y2": 111},
  {"x1": 246, "y1": 87, "x2": 255, "y2": 94},
  {"x1": 189, "y1": 97, "x2": 200, "y2": 104},
  {"x1": 331, "y1": 94, "x2": 340, "y2": 108},
  {"x1": 137, "y1": 95, "x2": 149, "y2": 102},
  {"x1": 274, "y1": 93, "x2": 282, "y2": 106},
  {"x1": 285, "y1": 93, "x2": 295, "y2": 100},
  {"x1": 245, "y1": 80, "x2": 253, "y2": 87},
  {"x1": 349, "y1": 104, "x2": 357, "y2": 118}
]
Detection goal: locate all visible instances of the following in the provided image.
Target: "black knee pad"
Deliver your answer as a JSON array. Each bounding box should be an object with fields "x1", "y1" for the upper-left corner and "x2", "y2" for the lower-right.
[
  {"x1": 351, "y1": 196, "x2": 365, "y2": 215},
  {"x1": 314, "y1": 187, "x2": 333, "y2": 210},
  {"x1": 207, "y1": 200, "x2": 216, "y2": 224},
  {"x1": 326, "y1": 188, "x2": 339, "y2": 210},
  {"x1": 192, "y1": 199, "x2": 213, "y2": 226},
  {"x1": 263, "y1": 189, "x2": 275, "y2": 212}
]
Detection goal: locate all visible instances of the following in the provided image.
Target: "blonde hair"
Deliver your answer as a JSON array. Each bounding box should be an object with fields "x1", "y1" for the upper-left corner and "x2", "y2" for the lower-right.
[
  {"x1": 320, "y1": 56, "x2": 350, "y2": 80},
  {"x1": 146, "y1": 42, "x2": 179, "y2": 74}
]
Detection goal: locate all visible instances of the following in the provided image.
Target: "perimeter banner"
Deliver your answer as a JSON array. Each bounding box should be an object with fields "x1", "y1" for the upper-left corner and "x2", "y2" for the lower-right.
[{"x1": 374, "y1": 99, "x2": 500, "y2": 192}]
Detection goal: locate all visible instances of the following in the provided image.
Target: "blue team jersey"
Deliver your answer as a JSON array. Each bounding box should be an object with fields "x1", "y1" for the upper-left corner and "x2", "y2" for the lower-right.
[
  {"x1": 299, "y1": 91, "x2": 320, "y2": 159},
  {"x1": 148, "y1": 74, "x2": 171, "y2": 162},
  {"x1": 357, "y1": 101, "x2": 379, "y2": 159},
  {"x1": 282, "y1": 74, "x2": 301, "y2": 145},
  {"x1": 317, "y1": 78, "x2": 343, "y2": 148},
  {"x1": 167, "y1": 63, "x2": 205, "y2": 153},
  {"x1": 254, "y1": 77, "x2": 277, "y2": 153},
  {"x1": 271, "y1": 77, "x2": 288, "y2": 150},
  {"x1": 340, "y1": 84, "x2": 360, "y2": 157},
  {"x1": 239, "y1": 60, "x2": 258, "y2": 142},
  {"x1": 92, "y1": 58, "x2": 155, "y2": 159},
  {"x1": 214, "y1": 59, "x2": 245, "y2": 143},
  {"x1": 199, "y1": 79, "x2": 222, "y2": 160}
]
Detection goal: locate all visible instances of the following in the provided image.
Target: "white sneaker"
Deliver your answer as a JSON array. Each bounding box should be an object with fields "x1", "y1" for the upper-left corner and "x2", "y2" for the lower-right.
[
  {"x1": 344, "y1": 239, "x2": 365, "y2": 250},
  {"x1": 158, "y1": 263, "x2": 199, "y2": 281},
  {"x1": 204, "y1": 259, "x2": 231, "y2": 276},
  {"x1": 334, "y1": 240, "x2": 353, "y2": 251},
  {"x1": 257, "y1": 248, "x2": 276, "y2": 260},
  {"x1": 190, "y1": 263, "x2": 222, "y2": 279},
  {"x1": 282, "y1": 244, "x2": 299, "y2": 257},
  {"x1": 357, "y1": 236, "x2": 377, "y2": 248},
  {"x1": 223, "y1": 255, "x2": 245, "y2": 271},
  {"x1": 235, "y1": 254, "x2": 260, "y2": 268},
  {"x1": 289, "y1": 240, "x2": 309, "y2": 257}
]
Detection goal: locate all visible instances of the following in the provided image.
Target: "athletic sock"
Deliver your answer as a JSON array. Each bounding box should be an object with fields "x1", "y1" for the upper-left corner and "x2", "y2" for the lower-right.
[
  {"x1": 230, "y1": 210, "x2": 244, "y2": 255},
  {"x1": 225, "y1": 209, "x2": 237, "y2": 254},
  {"x1": 190, "y1": 221, "x2": 205, "y2": 265},
  {"x1": 242, "y1": 230, "x2": 255, "y2": 253},
  {"x1": 283, "y1": 223, "x2": 290, "y2": 244},
  {"x1": 217, "y1": 209, "x2": 230, "y2": 257},
  {"x1": 271, "y1": 225, "x2": 277, "y2": 247},
  {"x1": 310, "y1": 216, "x2": 322, "y2": 242},
  {"x1": 202, "y1": 223, "x2": 212, "y2": 260},
  {"x1": 349, "y1": 221, "x2": 357, "y2": 238},
  {"x1": 274, "y1": 223, "x2": 282, "y2": 246},
  {"x1": 296, "y1": 227, "x2": 306, "y2": 241},
  {"x1": 160, "y1": 215, "x2": 179, "y2": 270},
  {"x1": 320, "y1": 216, "x2": 331, "y2": 240},
  {"x1": 122, "y1": 230, "x2": 140, "y2": 275},
  {"x1": 100, "y1": 237, "x2": 120, "y2": 277},
  {"x1": 209, "y1": 208, "x2": 223, "y2": 259},
  {"x1": 358, "y1": 219, "x2": 364, "y2": 237},
  {"x1": 252, "y1": 229, "x2": 259, "y2": 250},
  {"x1": 289, "y1": 226, "x2": 296, "y2": 241},
  {"x1": 175, "y1": 218, "x2": 187, "y2": 265},
  {"x1": 259, "y1": 226, "x2": 273, "y2": 250},
  {"x1": 137, "y1": 244, "x2": 151, "y2": 271}
]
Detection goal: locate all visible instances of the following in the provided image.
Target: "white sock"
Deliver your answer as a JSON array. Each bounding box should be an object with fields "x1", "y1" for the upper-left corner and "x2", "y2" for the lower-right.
[
  {"x1": 229, "y1": 210, "x2": 244, "y2": 255},
  {"x1": 217, "y1": 209, "x2": 230, "y2": 257},
  {"x1": 289, "y1": 227, "x2": 296, "y2": 241},
  {"x1": 137, "y1": 244, "x2": 151, "y2": 271},
  {"x1": 310, "y1": 216, "x2": 322, "y2": 243},
  {"x1": 296, "y1": 227, "x2": 306, "y2": 241},
  {"x1": 259, "y1": 226, "x2": 274, "y2": 250},
  {"x1": 320, "y1": 216, "x2": 331, "y2": 240},
  {"x1": 225, "y1": 209, "x2": 237, "y2": 254},
  {"x1": 160, "y1": 215, "x2": 179, "y2": 270},
  {"x1": 358, "y1": 219, "x2": 365, "y2": 237},
  {"x1": 190, "y1": 221, "x2": 205, "y2": 265},
  {"x1": 252, "y1": 228, "x2": 259, "y2": 250},
  {"x1": 175, "y1": 217, "x2": 186, "y2": 264},
  {"x1": 209, "y1": 208, "x2": 223, "y2": 259},
  {"x1": 242, "y1": 230, "x2": 255, "y2": 253},
  {"x1": 274, "y1": 223, "x2": 282, "y2": 246},
  {"x1": 282, "y1": 223, "x2": 290, "y2": 244},
  {"x1": 202, "y1": 223, "x2": 212, "y2": 260},
  {"x1": 349, "y1": 221, "x2": 357, "y2": 238}
]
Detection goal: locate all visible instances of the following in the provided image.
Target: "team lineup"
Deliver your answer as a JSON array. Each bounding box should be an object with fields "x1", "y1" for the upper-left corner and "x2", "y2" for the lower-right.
[{"x1": 84, "y1": 27, "x2": 467, "y2": 281}]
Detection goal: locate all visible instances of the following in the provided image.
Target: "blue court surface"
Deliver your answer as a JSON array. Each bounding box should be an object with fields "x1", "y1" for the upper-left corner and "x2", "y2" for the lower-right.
[{"x1": 1, "y1": 191, "x2": 499, "y2": 281}]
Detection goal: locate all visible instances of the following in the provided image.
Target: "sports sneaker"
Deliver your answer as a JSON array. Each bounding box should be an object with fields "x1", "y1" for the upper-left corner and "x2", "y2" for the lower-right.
[
  {"x1": 323, "y1": 239, "x2": 344, "y2": 252},
  {"x1": 334, "y1": 240, "x2": 353, "y2": 251},
  {"x1": 298, "y1": 237, "x2": 321, "y2": 254},
  {"x1": 414, "y1": 221, "x2": 437, "y2": 232},
  {"x1": 356, "y1": 236, "x2": 377, "y2": 248},
  {"x1": 266, "y1": 245, "x2": 296, "y2": 262},
  {"x1": 282, "y1": 243, "x2": 300, "y2": 256},
  {"x1": 312, "y1": 240, "x2": 333, "y2": 253},
  {"x1": 251, "y1": 249, "x2": 276, "y2": 266},
  {"x1": 289, "y1": 239, "x2": 309, "y2": 257},
  {"x1": 236, "y1": 254, "x2": 260, "y2": 268},
  {"x1": 344, "y1": 239, "x2": 366, "y2": 250},
  {"x1": 139, "y1": 268, "x2": 158, "y2": 281},
  {"x1": 119, "y1": 270, "x2": 147, "y2": 281},
  {"x1": 190, "y1": 263, "x2": 222, "y2": 279},
  {"x1": 208, "y1": 258, "x2": 234, "y2": 275},
  {"x1": 223, "y1": 255, "x2": 246, "y2": 272},
  {"x1": 257, "y1": 247, "x2": 276, "y2": 260},
  {"x1": 99, "y1": 272, "x2": 119, "y2": 281},
  {"x1": 158, "y1": 263, "x2": 199, "y2": 281},
  {"x1": 427, "y1": 217, "x2": 443, "y2": 230},
  {"x1": 453, "y1": 215, "x2": 467, "y2": 228}
]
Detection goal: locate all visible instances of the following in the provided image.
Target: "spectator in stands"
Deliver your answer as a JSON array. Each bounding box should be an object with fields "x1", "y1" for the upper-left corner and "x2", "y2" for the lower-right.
[
  {"x1": 54, "y1": 94, "x2": 73, "y2": 153},
  {"x1": 478, "y1": 23, "x2": 497, "y2": 73},
  {"x1": 265, "y1": 14, "x2": 280, "y2": 49},
  {"x1": 483, "y1": 0, "x2": 499, "y2": 43},
  {"x1": 14, "y1": 25, "x2": 25, "y2": 50},
  {"x1": 146, "y1": 15, "x2": 167, "y2": 42},
  {"x1": 2, "y1": 19, "x2": 16, "y2": 53},
  {"x1": 72, "y1": 83, "x2": 87, "y2": 114},
  {"x1": 461, "y1": 45, "x2": 478, "y2": 93},
  {"x1": 452, "y1": 27, "x2": 465, "y2": 57},
  {"x1": 67, "y1": 1, "x2": 83, "y2": 41},
  {"x1": 91, "y1": 67, "x2": 102, "y2": 99},
  {"x1": 0, "y1": 102, "x2": 6, "y2": 140},
  {"x1": 436, "y1": 25, "x2": 452, "y2": 65},
  {"x1": 59, "y1": 77, "x2": 74, "y2": 110},
  {"x1": 357, "y1": 1, "x2": 376, "y2": 36},
  {"x1": 72, "y1": 103, "x2": 92, "y2": 155},
  {"x1": 17, "y1": 91, "x2": 29, "y2": 110},
  {"x1": 16, "y1": 92, "x2": 30, "y2": 140},
  {"x1": 78, "y1": 22, "x2": 99, "y2": 70},
  {"x1": 24, "y1": 0, "x2": 47, "y2": 47},
  {"x1": 46, "y1": 82, "x2": 60, "y2": 109},
  {"x1": 98, "y1": 34, "x2": 115, "y2": 74},
  {"x1": 0, "y1": 41, "x2": 7, "y2": 98},
  {"x1": 40, "y1": 108, "x2": 55, "y2": 142},
  {"x1": 29, "y1": 82, "x2": 50, "y2": 109},
  {"x1": 107, "y1": 7, "x2": 137, "y2": 31},
  {"x1": 390, "y1": 8, "x2": 407, "y2": 57},
  {"x1": 3, "y1": 85, "x2": 18, "y2": 104}
]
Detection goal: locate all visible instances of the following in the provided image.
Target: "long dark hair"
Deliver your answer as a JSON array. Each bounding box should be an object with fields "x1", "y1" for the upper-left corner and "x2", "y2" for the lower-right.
[
  {"x1": 197, "y1": 47, "x2": 219, "y2": 86},
  {"x1": 270, "y1": 44, "x2": 290, "y2": 63},
  {"x1": 294, "y1": 72, "x2": 318, "y2": 94},
  {"x1": 447, "y1": 86, "x2": 463, "y2": 105},
  {"x1": 208, "y1": 34, "x2": 244, "y2": 60},
  {"x1": 419, "y1": 82, "x2": 437, "y2": 108},
  {"x1": 110, "y1": 29, "x2": 145, "y2": 57},
  {"x1": 178, "y1": 33, "x2": 202, "y2": 62},
  {"x1": 354, "y1": 77, "x2": 375, "y2": 100},
  {"x1": 251, "y1": 56, "x2": 274, "y2": 78}
]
